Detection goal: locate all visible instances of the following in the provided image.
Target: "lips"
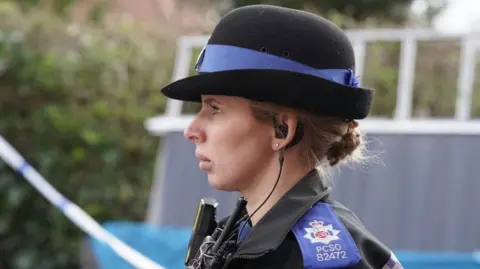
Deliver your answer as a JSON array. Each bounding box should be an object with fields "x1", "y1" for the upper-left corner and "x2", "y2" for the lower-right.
[
  {"x1": 195, "y1": 152, "x2": 212, "y2": 171},
  {"x1": 195, "y1": 152, "x2": 211, "y2": 162}
]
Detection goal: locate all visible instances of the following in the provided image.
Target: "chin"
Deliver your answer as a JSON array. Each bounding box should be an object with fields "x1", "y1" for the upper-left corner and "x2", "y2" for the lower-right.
[{"x1": 207, "y1": 175, "x2": 237, "y2": 192}]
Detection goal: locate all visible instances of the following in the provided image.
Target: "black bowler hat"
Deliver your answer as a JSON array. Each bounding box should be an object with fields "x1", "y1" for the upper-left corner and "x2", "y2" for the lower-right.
[{"x1": 161, "y1": 5, "x2": 374, "y2": 120}]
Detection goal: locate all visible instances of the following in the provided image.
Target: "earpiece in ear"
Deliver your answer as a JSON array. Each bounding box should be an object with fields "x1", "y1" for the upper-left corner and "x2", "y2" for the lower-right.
[
  {"x1": 279, "y1": 124, "x2": 288, "y2": 138},
  {"x1": 271, "y1": 116, "x2": 288, "y2": 139},
  {"x1": 276, "y1": 123, "x2": 289, "y2": 139},
  {"x1": 272, "y1": 115, "x2": 304, "y2": 150}
]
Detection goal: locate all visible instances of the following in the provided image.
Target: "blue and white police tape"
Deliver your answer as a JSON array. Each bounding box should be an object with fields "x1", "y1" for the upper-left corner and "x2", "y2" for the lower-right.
[{"x1": 0, "y1": 135, "x2": 166, "y2": 269}]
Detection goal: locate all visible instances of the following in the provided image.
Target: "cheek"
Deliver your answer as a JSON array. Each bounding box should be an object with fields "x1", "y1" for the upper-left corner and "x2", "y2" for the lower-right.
[
  {"x1": 204, "y1": 116, "x2": 275, "y2": 191},
  {"x1": 213, "y1": 120, "x2": 270, "y2": 157},
  {"x1": 235, "y1": 133, "x2": 271, "y2": 161},
  {"x1": 212, "y1": 124, "x2": 272, "y2": 176}
]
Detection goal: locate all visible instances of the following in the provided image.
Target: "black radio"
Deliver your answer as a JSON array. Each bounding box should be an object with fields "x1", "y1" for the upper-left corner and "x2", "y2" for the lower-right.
[
  {"x1": 185, "y1": 197, "x2": 247, "y2": 269},
  {"x1": 185, "y1": 197, "x2": 218, "y2": 266}
]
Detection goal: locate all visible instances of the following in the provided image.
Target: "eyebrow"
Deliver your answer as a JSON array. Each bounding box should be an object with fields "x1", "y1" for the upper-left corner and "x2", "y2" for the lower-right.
[{"x1": 202, "y1": 98, "x2": 224, "y2": 106}]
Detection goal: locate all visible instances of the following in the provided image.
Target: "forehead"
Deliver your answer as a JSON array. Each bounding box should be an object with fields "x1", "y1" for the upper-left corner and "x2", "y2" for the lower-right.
[{"x1": 201, "y1": 95, "x2": 246, "y2": 106}]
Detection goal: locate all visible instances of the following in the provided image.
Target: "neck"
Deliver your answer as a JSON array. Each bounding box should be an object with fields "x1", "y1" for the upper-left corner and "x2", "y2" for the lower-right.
[{"x1": 240, "y1": 152, "x2": 312, "y2": 226}]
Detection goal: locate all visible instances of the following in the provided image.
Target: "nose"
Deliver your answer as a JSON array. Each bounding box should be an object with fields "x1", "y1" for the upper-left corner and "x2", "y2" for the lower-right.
[{"x1": 184, "y1": 118, "x2": 205, "y2": 143}]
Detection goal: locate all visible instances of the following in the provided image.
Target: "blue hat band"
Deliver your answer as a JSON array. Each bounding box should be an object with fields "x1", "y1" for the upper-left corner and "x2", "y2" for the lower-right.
[{"x1": 196, "y1": 44, "x2": 359, "y2": 87}]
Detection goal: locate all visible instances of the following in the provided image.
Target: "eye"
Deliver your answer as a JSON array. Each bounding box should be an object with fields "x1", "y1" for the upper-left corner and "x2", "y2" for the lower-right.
[{"x1": 210, "y1": 104, "x2": 222, "y2": 114}]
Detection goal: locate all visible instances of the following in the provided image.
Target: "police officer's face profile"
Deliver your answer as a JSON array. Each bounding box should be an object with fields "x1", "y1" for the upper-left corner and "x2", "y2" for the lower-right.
[{"x1": 184, "y1": 95, "x2": 278, "y2": 191}]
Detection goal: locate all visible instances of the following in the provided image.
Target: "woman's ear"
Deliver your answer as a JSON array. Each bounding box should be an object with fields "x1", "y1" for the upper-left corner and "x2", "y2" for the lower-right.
[{"x1": 272, "y1": 112, "x2": 298, "y2": 150}]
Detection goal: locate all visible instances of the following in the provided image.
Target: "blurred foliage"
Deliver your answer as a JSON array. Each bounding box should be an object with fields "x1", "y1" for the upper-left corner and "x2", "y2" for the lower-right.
[
  {"x1": 13, "y1": 0, "x2": 75, "y2": 16},
  {"x1": 2, "y1": 0, "x2": 110, "y2": 21},
  {"x1": 0, "y1": 2, "x2": 176, "y2": 269},
  {"x1": 219, "y1": 0, "x2": 448, "y2": 25}
]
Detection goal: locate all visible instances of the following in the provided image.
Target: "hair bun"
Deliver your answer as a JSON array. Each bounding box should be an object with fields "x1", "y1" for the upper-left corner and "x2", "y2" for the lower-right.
[{"x1": 326, "y1": 127, "x2": 361, "y2": 166}]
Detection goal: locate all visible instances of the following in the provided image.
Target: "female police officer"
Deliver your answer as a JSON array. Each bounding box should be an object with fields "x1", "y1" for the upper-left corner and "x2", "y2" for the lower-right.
[{"x1": 160, "y1": 4, "x2": 404, "y2": 269}]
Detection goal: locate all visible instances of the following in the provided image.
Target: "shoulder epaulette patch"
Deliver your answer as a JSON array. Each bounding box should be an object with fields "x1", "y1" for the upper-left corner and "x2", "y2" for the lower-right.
[{"x1": 291, "y1": 202, "x2": 361, "y2": 269}]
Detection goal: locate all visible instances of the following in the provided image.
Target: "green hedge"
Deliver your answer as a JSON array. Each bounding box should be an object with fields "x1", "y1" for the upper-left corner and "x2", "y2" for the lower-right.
[{"x1": 0, "y1": 3, "x2": 176, "y2": 269}]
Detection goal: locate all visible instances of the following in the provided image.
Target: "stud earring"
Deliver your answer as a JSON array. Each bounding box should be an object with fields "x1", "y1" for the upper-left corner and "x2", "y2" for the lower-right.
[{"x1": 275, "y1": 143, "x2": 279, "y2": 147}]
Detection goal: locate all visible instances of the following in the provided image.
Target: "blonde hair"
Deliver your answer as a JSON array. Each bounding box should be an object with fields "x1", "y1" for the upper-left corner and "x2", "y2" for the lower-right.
[{"x1": 249, "y1": 100, "x2": 369, "y2": 178}]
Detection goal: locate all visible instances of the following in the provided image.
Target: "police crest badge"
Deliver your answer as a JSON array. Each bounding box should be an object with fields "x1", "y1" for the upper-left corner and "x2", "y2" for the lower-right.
[{"x1": 303, "y1": 220, "x2": 341, "y2": 245}]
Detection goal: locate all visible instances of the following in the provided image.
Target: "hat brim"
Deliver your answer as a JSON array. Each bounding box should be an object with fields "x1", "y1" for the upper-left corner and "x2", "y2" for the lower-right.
[{"x1": 160, "y1": 69, "x2": 373, "y2": 119}]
